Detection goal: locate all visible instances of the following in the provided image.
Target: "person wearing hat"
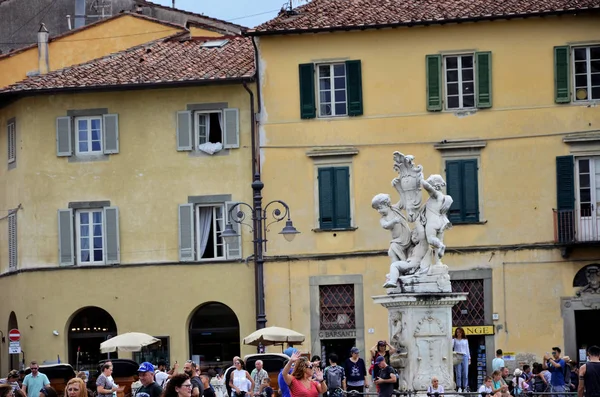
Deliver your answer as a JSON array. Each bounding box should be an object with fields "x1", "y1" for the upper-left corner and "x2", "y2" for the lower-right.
[
  {"x1": 0, "y1": 371, "x2": 20, "y2": 392},
  {"x1": 373, "y1": 356, "x2": 396, "y2": 397},
  {"x1": 135, "y1": 362, "x2": 163, "y2": 397},
  {"x1": 344, "y1": 348, "x2": 368, "y2": 393},
  {"x1": 370, "y1": 341, "x2": 396, "y2": 388}
]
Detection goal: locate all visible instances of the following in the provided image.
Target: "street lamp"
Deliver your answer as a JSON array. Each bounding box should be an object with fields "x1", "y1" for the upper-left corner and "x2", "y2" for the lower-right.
[{"x1": 222, "y1": 173, "x2": 300, "y2": 331}]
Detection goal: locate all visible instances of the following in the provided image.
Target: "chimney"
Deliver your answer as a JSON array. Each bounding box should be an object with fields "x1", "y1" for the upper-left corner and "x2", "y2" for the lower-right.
[{"x1": 37, "y1": 23, "x2": 49, "y2": 75}]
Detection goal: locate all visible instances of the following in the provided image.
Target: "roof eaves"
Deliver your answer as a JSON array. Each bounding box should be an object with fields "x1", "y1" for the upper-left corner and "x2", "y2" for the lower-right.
[{"x1": 246, "y1": 6, "x2": 600, "y2": 36}]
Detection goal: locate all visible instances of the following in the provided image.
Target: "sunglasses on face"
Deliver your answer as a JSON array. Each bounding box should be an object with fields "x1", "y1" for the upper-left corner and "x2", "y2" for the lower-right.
[{"x1": 181, "y1": 384, "x2": 193, "y2": 389}]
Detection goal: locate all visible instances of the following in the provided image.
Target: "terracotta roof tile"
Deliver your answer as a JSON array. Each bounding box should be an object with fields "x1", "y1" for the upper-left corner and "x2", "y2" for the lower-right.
[
  {"x1": 1, "y1": 35, "x2": 255, "y2": 93},
  {"x1": 250, "y1": 0, "x2": 600, "y2": 34}
]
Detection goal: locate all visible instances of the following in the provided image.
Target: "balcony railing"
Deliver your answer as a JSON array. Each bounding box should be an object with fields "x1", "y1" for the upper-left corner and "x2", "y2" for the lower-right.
[{"x1": 553, "y1": 208, "x2": 600, "y2": 243}]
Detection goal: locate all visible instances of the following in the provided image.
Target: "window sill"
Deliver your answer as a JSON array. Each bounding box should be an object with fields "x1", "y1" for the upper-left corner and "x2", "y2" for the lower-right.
[
  {"x1": 571, "y1": 100, "x2": 600, "y2": 107},
  {"x1": 68, "y1": 154, "x2": 109, "y2": 163},
  {"x1": 312, "y1": 227, "x2": 358, "y2": 233},
  {"x1": 451, "y1": 220, "x2": 487, "y2": 225}
]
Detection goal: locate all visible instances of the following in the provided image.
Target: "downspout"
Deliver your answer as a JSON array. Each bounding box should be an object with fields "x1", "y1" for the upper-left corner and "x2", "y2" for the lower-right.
[
  {"x1": 243, "y1": 82, "x2": 256, "y2": 176},
  {"x1": 251, "y1": 36, "x2": 262, "y2": 114}
]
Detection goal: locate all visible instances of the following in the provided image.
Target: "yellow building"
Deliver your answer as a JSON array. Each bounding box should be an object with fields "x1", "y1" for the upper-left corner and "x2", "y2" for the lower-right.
[
  {"x1": 246, "y1": 0, "x2": 600, "y2": 386},
  {"x1": 0, "y1": 30, "x2": 259, "y2": 375}
]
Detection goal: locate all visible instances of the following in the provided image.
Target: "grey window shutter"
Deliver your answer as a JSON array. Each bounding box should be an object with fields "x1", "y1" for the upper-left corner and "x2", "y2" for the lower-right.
[
  {"x1": 56, "y1": 116, "x2": 72, "y2": 157},
  {"x1": 57, "y1": 209, "x2": 74, "y2": 266},
  {"x1": 176, "y1": 111, "x2": 193, "y2": 151},
  {"x1": 223, "y1": 108, "x2": 240, "y2": 149},
  {"x1": 103, "y1": 114, "x2": 119, "y2": 154},
  {"x1": 225, "y1": 201, "x2": 242, "y2": 259},
  {"x1": 178, "y1": 203, "x2": 195, "y2": 261},
  {"x1": 104, "y1": 206, "x2": 120, "y2": 264}
]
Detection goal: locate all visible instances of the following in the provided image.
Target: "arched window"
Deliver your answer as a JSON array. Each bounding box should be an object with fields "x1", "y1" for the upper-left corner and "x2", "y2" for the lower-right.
[{"x1": 68, "y1": 307, "x2": 117, "y2": 369}]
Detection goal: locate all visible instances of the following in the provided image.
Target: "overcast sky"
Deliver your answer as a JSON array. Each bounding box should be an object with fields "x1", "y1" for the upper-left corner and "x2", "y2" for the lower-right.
[{"x1": 152, "y1": 0, "x2": 295, "y2": 28}]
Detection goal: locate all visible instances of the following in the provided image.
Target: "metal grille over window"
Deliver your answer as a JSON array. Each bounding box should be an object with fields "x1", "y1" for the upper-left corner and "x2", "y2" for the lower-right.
[
  {"x1": 319, "y1": 284, "x2": 355, "y2": 330},
  {"x1": 8, "y1": 213, "x2": 17, "y2": 270},
  {"x1": 451, "y1": 279, "x2": 485, "y2": 326}
]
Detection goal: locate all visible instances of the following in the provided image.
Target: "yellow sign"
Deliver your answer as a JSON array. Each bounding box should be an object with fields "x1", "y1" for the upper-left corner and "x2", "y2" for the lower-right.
[{"x1": 452, "y1": 326, "x2": 495, "y2": 335}]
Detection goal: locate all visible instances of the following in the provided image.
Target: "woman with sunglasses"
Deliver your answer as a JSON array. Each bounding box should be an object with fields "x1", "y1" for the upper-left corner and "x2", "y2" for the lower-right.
[
  {"x1": 281, "y1": 351, "x2": 326, "y2": 397},
  {"x1": 161, "y1": 374, "x2": 192, "y2": 397}
]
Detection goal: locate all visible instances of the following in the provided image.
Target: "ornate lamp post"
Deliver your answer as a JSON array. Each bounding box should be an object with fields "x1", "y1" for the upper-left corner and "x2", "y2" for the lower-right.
[{"x1": 222, "y1": 173, "x2": 300, "y2": 331}]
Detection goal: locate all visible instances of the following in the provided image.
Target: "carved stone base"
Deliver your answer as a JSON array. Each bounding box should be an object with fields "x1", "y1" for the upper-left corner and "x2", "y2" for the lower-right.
[
  {"x1": 372, "y1": 293, "x2": 468, "y2": 392},
  {"x1": 387, "y1": 264, "x2": 452, "y2": 294}
]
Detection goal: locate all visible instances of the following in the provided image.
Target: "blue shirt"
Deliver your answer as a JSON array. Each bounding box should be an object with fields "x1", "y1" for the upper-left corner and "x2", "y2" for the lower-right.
[
  {"x1": 548, "y1": 359, "x2": 566, "y2": 386},
  {"x1": 23, "y1": 373, "x2": 50, "y2": 397},
  {"x1": 278, "y1": 369, "x2": 292, "y2": 397}
]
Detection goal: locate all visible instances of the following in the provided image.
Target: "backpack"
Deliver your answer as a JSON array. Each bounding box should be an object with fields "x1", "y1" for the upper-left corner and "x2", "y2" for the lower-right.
[
  {"x1": 563, "y1": 361, "x2": 571, "y2": 387},
  {"x1": 324, "y1": 366, "x2": 344, "y2": 390}
]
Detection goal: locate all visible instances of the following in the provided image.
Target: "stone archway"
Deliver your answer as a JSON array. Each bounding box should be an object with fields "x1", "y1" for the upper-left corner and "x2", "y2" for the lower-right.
[
  {"x1": 561, "y1": 264, "x2": 600, "y2": 359},
  {"x1": 67, "y1": 307, "x2": 117, "y2": 370},
  {"x1": 188, "y1": 302, "x2": 240, "y2": 371},
  {"x1": 7, "y1": 312, "x2": 19, "y2": 370}
]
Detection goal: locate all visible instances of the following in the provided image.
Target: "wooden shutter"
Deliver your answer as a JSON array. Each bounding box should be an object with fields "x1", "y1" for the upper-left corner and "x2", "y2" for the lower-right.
[
  {"x1": 223, "y1": 108, "x2": 240, "y2": 149},
  {"x1": 104, "y1": 206, "x2": 120, "y2": 264},
  {"x1": 8, "y1": 213, "x2": 17, "y2": 270},
  {"x1": 299, "y1": 63, "x2": 316, "y2": 119},
  {"x1": 445, "y1": 160, "x2": 463, "y2": 223},
  {"x1": 225, "y1": 201, "x2": 242, "y2": 259},
  {"x1": 178, "y1": 203, "x2": 194, "y2": 262},
  {"x1": 345, "y1": 60, "x2": 363, "y2": 116},
  {"x1": 426, "y1": 54, "x2": 442, "y2": 111},
  {"x1": 57, "y1": 209, "x2": 74, "y2": 266},
  {"x1": 461, "y1": 159, "x2": 480, "y2": 222},
  {"x1": 318, "y1": 167, "x2": 334, "y2": 229},
  {"x1": 556, "y1": 155, "x2": 575, "y2": 242},
  {"x1": 176, "y1": 110, "x2": 193, "y2": 151},
  {"x1": 103, "y1": 114, "x2": 119, "y2": 154},
  {"x1": 333, "y1": 167, "x2": 351, "y2": 228},
  {"x1": 475, "y1": 52, "x2": 492, "y2": 109},
  {"x1": 56, "y1": 116, "x2": 72, "y2": 157},
  {"x1": 554, "y1": 46, "x2": 571, "y2": 103}
]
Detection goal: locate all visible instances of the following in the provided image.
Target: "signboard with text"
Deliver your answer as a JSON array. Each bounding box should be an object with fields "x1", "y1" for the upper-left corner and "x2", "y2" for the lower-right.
[
  {"x1": 9, "y1": 341, "x2": 21, "y2": 354},
  {"x1": 452, "y1": 326, "x2": 494, "y2": 336}
]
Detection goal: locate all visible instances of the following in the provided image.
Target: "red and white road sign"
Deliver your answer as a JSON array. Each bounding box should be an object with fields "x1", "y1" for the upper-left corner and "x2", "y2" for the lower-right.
[{"x1": 8, "y1": 329, "x2": 20, "y2": 342}]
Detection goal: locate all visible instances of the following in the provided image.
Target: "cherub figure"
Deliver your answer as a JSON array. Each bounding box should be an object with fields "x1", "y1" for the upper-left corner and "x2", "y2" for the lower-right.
[
  {"x1": 372, "y1": 193, "x2": 411, "y2": 262},
  {"x1": 383, "y1": 227, "x2": 429, "y2": 288},
  {"x1": 420, "y1": 175, "x2": 453, "y2": 258}
]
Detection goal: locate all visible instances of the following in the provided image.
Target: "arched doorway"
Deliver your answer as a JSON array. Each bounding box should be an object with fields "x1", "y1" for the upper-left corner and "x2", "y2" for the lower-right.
[
  {"x1": 67, "y1": 307, "x2": 117, "y2": 370},
  {"x1": 7, "y1": 312, "x2": 19, "y2": 370},
  {"x1": 189, "y1": 302, "x2": 240, "y2": 371}
]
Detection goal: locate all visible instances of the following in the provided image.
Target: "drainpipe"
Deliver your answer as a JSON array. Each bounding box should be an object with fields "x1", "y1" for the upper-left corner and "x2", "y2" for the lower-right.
[
  {"x1": 251, "y1": 37, "x2": 262, "y2": 114},
  {"x1": 37, "y1": 23, "x2": 49, "y2": 75}
]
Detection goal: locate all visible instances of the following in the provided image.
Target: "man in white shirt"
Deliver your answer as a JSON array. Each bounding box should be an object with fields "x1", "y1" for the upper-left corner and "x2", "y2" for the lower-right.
[
  {"x1": 154, "y1": 362, "x2": 169, "y2": 388},
  {"x1": 492, "y1": 350, "x2": 505, "y2": 372}
]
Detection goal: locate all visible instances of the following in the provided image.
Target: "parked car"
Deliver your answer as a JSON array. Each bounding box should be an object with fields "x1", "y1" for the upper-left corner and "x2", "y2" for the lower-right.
[
  {"x1": 89, "y1": 359, "x2": 139, "y2": 397},
  {"x1": 244, "y1": 353, "x2": 289, "y2": 396}
]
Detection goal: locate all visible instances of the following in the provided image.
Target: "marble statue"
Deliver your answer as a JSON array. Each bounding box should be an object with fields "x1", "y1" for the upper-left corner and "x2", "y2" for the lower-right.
[{"x1": 374, "y1": 152, "x2": 453, "y2": 293}]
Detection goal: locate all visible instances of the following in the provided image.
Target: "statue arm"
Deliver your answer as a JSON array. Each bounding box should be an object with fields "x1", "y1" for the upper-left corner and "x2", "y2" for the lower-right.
[{"x1": 421, "y1": 178, "x2": 439, "y2": 198}]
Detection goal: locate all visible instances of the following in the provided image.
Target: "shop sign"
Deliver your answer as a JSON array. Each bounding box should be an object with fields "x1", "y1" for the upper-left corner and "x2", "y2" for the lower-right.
[
  {"x1": 318, "y1": 329, "x2": 357, "y2": 339},
  {"x1": 452, "y1": 326, "x2": 494, "y2": 335}
]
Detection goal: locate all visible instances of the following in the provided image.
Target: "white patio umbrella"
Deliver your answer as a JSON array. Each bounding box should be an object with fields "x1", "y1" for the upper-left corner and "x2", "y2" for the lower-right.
[
  {"x1": 100, "y1": 332, "x2": 160, "y2": 353},
  {"x1": 243, "y1": 326, "x2": 305, "y2": 346}
]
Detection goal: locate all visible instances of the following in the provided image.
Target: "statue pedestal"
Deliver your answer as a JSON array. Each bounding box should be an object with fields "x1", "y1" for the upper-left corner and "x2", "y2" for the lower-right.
[{"x1": 372, "y1": 293, "x2": 467, "y2": 392}]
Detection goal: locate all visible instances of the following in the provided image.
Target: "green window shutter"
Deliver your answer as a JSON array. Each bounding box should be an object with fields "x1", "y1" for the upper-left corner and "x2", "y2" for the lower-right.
[
  {"x1": 426, "y1": 54, "x2": 442, "y2": 111},
  {"x1": 554, "y1": 46, "x2": 571, "y2": 104},
  {"x1": 299, "y1": 63, "x2": 316, "y2": 119},
  {"x1": 556, "y1": 155, "x2": 575, "y2": 210},
  {"x1": 333, "y1": 167, "x2": 351, "y2": 228},
  {"x1": 178, "y1": 203, "x2": 195, "y2": 262},
  {"x1": 345, "y1": 60, "x2": 363, "y2": 116},
  {"x1": 445, "y1": 160, "x2": 463, "y2": 223},
  {"x1": 461, "y1": 159, "x2": 480, "y2": 222},
  {"x1": 318, "y1": 167, "x2": 334, "y2": 229},
  {"x1": 556, "y1": 155, "x2": 575, "y2": 242},
  {"x1": 102, "y1": 113, "x2": 119, "y2": 154},
  {"x1": 104, "y1": 206, "x2": 120, "y2": 264},
  {"x1": 475, "y1": 51, "x2": 492, "y2": 109},
  {"x1": 57, "y1": 209, "x2": 74, "y2": 266}
]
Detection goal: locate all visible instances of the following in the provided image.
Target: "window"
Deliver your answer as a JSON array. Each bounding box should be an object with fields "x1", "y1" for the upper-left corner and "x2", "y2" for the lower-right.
[
  {"x1": 178, "y1": 201, "x2": 241, "y2": 262},
  {"x1": 318, "y1": 63, "x2": 347, "y2": 117},
  {"x1": 444, "y1": 55, "x2": 475, "y2": 109},
  {"x1": 298, "y1": 60, "x2": 363, "y2": 119},
  {"x1": 445, "y1": 159, "x2": 479, "y2": 224},
  {"x1": 426, "y1": 52, "x2": 492, "y2": 111},
  {"x1": 58, "y1": 206, "x2": 120, "y2": 266},
  {"x1": 319, "y1": 284, "x2": 355, "y2": 330},
  {"x1": 196, "y1": 204, "x2": 225, "y2": 260},
  {"x1": 195, "y1": 111, "x2": 224, "y2": 147},
  {"x1": 56, "y1": 113, "x2": 119, "y2": 157},
  {"x1": 317, "y1": 166, "x2": 351, "y2": 230},
  {"x1": 8, "y1": 212, "x2": 17, "y2": 271},
  {"x1": 573, "y1": 46, "x2": 600, "y2": 102},
  {"x1": 76, "y1": 210, "x2": 104, "y2": 264},
  {"x1": 176, "y1": 108, "x2": 239, "y2": 153},
  {"x1": 7, "y1": 119, "x2": 16, "y2": 165}
]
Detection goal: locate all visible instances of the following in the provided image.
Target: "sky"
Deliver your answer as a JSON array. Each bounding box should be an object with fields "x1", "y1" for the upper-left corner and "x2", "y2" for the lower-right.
[{"x1": 151, "y1": 0, "x2": 299, "y2": 29}]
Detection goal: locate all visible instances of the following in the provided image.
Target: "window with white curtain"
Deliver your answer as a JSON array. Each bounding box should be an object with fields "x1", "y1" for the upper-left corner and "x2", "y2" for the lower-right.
[{"x1": 195, "y1": 204, "x2": 225, "y2": 260}]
